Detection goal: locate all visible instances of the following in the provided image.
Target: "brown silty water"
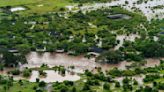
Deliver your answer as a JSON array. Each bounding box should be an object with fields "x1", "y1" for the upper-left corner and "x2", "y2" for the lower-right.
[{"x1": 25, "y1": 52, "x2": 163, "y2": 71}]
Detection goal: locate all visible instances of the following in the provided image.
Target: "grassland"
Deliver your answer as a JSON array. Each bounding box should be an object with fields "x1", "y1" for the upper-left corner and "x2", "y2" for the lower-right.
[
  {"x1": 0, "y1": 0, "x2": 74, "y2": 15},
  {"x1": 0, "y1": 0, "x2": 40, "y2": 7},
  {"x1": 0, "y1": 80, "x2": 42, "y2": 92}
]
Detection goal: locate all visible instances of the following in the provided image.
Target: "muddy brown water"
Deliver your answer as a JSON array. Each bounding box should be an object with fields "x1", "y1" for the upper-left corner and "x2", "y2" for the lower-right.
[
  {"x1": 28, "y1": 70, "x2": 80, "y2": 83},
  {"x1": 24, "y1": 52, "x2": 133, "y2": 72},
  {"x1": 0, "y1": 52, "x2": 163, "y2": 83},
  {"x1": 25, "y1": 52, "x2": 162, "y2": 71}
]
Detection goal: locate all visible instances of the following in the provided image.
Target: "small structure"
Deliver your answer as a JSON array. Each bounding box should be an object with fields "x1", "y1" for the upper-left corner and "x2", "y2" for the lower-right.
[
  {"x1": 56, "y1": 49, "x2": 65, "y2": 53},
  {"x1": 87, "y1": 52, "x2": 100, "y2": 57},
  {"x1": 67, "y1": 51, "x2": 76, "y2": 55},
  {"x1": 89, "y1": 46, "x2": 104, "y2": 53},
  {"x1": 28, "y1": 21, "x2": 37, "y2": 25},
  {"x1": 107, "y1": 14, "x2": 131, "y2": 19},
  {"x1": 10, "y1": 7, "x2": 26, "y2": 12},
  {"x1": 159, "y1": 32, "x2": 164, "y2": 35},
  {"x1": 8, "y1": 48, "x2": 18, "y2": 53},
  {"x1": 87, "y1": 46, "x2": 103, "y2": 57},
  {"x1": 49, "y1": 31, "x2": 60, "y2": 38},
  {"x1": 36, "y1": 46, "x2": 46, "y2": 52}
]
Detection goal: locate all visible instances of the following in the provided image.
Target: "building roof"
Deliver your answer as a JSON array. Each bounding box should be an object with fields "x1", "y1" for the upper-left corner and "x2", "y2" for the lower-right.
[{"x1": 89, "y1": 46, "x2": 104, "y2": 53}]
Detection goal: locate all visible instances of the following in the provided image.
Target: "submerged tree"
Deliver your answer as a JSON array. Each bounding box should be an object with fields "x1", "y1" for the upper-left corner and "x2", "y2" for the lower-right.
[{"x1": 96, "y1": 50, "x2": 124, "y2": 64}]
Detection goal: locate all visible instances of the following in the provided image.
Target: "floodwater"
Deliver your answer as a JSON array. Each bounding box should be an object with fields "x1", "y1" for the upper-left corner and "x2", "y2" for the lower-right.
[
  {"x1": 1, "y1": 52, "x2": 163, "y2": 83},
  {"x1": 29, "y1": 70, "x2": 80, "y2": 83},
  {"x1": 24, "y1": 52, "x2": 132, "y2": 72},
  {"x1": 24, "y1": 52, "x2": 163, "y2": 71},
  {"x1": 145, "y1": 58, "x2": 161, "y2": 67},
  {"x1": 24, "y1": 52, "x2": 96, "y2": 72},
  {"x1": 23, "y1": 52, "x2": 132, "y2": 82}
]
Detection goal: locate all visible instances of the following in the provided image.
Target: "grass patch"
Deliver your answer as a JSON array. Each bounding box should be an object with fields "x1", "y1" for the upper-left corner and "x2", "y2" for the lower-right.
[
  {"x1": 0, "y1": 80, "x2": 44, "y2": 92},
  {"x1": 0, "y1": 0, "x2": 74, "y2": 15}
]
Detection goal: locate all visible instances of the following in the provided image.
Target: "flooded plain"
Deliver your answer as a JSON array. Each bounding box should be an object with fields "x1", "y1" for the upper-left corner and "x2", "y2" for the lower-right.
[
  {"x1": 0, "y1": 52, "x2": 163, "y2": 83},
  {"x1": 25, "y1": 52, "x2": 163, "y2": 71},
  {"x1": 29, "y1": 70, "x2": 80, "y2": 83},
  {"x1": 24, "y1": 52, "x2": 134, "y2": 72}
]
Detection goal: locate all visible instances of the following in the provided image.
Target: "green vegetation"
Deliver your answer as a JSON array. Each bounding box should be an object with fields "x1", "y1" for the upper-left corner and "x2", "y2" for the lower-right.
[
  {"x1": 0, "y1": 0, "x2": 73, "y2": 15},
  {"x1": 152, "y1": 5, "x2": 164, "y2": 9},
  {"x1": 0, "y1": 76, "x2": 46, "y2": 92},
  {"x1": 73, "y1": 0, "x2": 114, "y2": 3},
  {"x1": 0, "y1": 7, "x2": 148, "y2": 57}
]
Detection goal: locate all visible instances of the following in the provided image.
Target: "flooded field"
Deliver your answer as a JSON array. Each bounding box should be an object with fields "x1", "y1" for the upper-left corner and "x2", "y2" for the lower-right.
[
  {"x1": 29, "y1": 70, "x2": 80, "y2": 83},
  {"x1": 145, "y1": 58, "x2": 161, "y2": 67},
  {"x1": 24, "y1": 52, "x2": 133, "y2": 72},
  {"x1": 24, "y1": 52, "x2": 96, "y2": 72},
  {"x1": 25, "y1": 52, "x2": 163, "y2": 71},
  {"x1": 0, "y1": 52, "x2": 162, "y2": 83}
]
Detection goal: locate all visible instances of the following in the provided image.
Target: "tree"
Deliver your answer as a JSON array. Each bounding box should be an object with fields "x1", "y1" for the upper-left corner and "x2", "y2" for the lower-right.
[
  {"x1": 135, "y1": 40, "x2": 164, "y2": 58},
  {"x1": 22, "y1": 68, "x2": 31, "y2": 77},
  {"x1": 18, "y1": 80, "x2": 23, "y2": 86},
  {"x1": 16, "y1": 44, "x2": 31, "y2": 54},
  {"x1": 115, "y1": 82, "x2": 120, "y2": 88},
  {"x1": 143, "y1": 74, "x2": 160, "y2": 82},
  {"x1": 0, "y1": 64, "x2": 4, "y2": 71},
  {"x1": 60, "y1": 86, "x2": 68, "y2": 92},
  {"x1": 108, "y1": 68, "x2": 122, "y2": 77},
  {"x1": 144, "y1": 86, "x2": 153, "y2": 92},
  {"x1": 133, "y1": 79, "x2": 138, "y2": 85},
  {"x1": 158, "y1": 83, "x2": 164, "y2": 90},
  {"x1": 72, "y1": 87, "x2": 76, "y2": 92},
  {"x1": 83, "y1": 84, "x2": 90, "y2": 91},
  {"x1": 39, "y1": 81, "x2": 46, "y2": 87},
  {"x1": 103, "y1": 82, "x2": 110, "y2": 90},
  {"x1": 2, "y1": 52, "x2": 18, "y2": 67},
  {"x1": 10, "y1": 69, "x2": 21, "y2": 75},
  {"x1": 123, "y1": 77, "x2": 130, "y2": 84},
  {"x1": 39, "y1": 70, "x2": 47, "y2": 77},
  {"x1": 36, "y1": 78, "x2": 40, "y2": 83},
  {"x1": 97, "y1": 50, "x2": 124, "y2": 64}
]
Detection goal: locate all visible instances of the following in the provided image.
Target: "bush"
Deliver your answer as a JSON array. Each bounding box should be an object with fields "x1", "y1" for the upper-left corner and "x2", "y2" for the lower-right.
[
  {"x1": 39, "y1": 81, "x2": 46, "y2": 87},
  {"x1": 133, "y1": 79, "x2": 138, "y2": 85},
  {"x1": 97, "y1": 50, "x2": 124, "y2": 64},
  {"x1": 143, "y1": 74, "x2": 160, "y2": 82},
  {"x1": 10, "y1": 69, "x2": 21, "y2": 75},
  {"x1": 60, "y1": 86, "x2": 68, "y2": 92},
  {"x1": 39, "y1": 70, "x2": 47, "y2": 77},
  {"x1": 144, "y1": 67, "x2": 159, "y2": 73},
  {"x1": 122, "y1": 70, "x2": 136, "y2": 76},
  {"x1": 22, "y1": 68, "x2": 31, "y2": 77},
  {"x1": 108, "y1": 68, "x2": 122, "y2": 77},
  {"x1": 158, "y1": 83, "x2": 164, "y2": 90},
  {"x1": 115, "y1": 82, "x2": 120, "y2": 88},
  {"x1": 83, "y1": 84, "x2": 90, "y2": 90},
  {"x1": 103, "y1": 82, "x2": 110, "y2": 90}
]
